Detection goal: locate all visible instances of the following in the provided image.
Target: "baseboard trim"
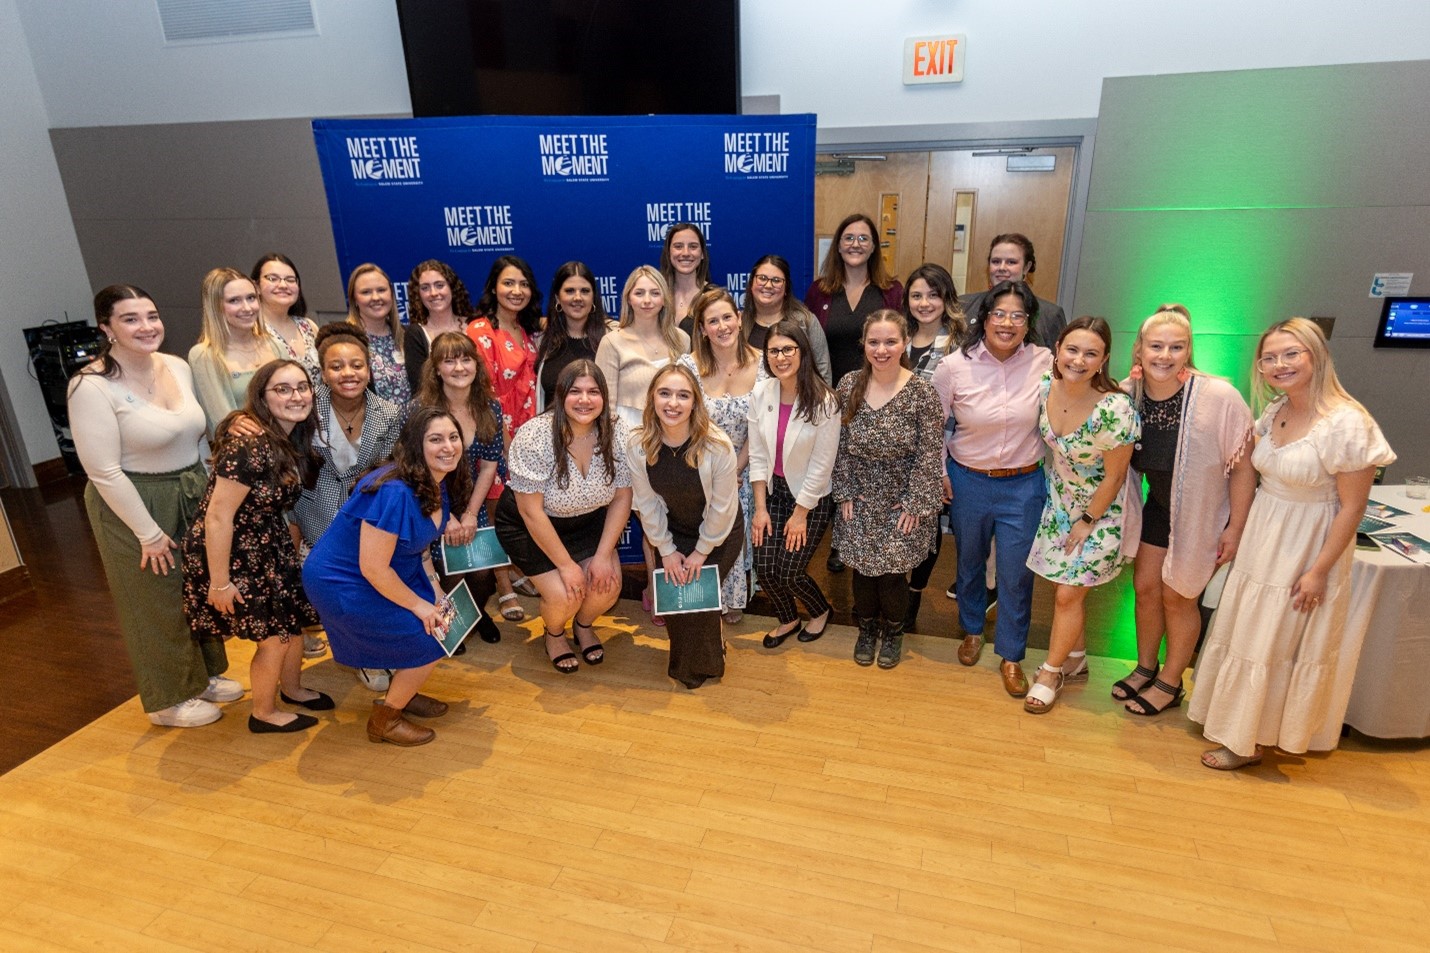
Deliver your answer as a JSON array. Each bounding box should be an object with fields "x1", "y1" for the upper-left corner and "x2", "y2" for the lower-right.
[
  {"x1": 32, "y1": 458, "x2": 68, "y2": 486},
  {"x1": 0, "y1": 565, "x2": 31, "y2": 604}
]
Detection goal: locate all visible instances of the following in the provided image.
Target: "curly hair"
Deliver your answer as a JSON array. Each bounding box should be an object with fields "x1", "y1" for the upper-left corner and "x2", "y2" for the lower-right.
[
  {"x1": 364, "y1": 406, "x2": 474, "y2": 517},
  {"x1": 407, "y1": 259, "x2": 475, "y2": 325}
]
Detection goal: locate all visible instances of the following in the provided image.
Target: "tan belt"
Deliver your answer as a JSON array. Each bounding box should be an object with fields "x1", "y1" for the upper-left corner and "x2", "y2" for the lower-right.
[{"x1": 955, "y1": 461, "x2": 1042, "y2": 479}]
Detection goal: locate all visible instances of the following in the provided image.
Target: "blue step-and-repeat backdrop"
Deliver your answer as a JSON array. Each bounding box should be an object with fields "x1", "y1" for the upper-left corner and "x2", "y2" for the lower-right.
[{"x1": 312, "y1": 114, "x2": 817, "y2": 320}]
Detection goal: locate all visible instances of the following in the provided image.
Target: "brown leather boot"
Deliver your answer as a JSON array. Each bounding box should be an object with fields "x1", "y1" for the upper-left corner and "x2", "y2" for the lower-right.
[
  {"x1": 366, "y1": 703, "x2": 435, "y2": 746},
  {"x1": 373, "y1": 693, "x2": 449, "y2": 719}
]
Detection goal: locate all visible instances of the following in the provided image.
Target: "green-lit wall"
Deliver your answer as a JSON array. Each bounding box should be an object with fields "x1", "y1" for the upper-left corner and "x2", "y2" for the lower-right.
[{"x1": 1072, "y1": 60, "x2": 1430, "y2": 659}]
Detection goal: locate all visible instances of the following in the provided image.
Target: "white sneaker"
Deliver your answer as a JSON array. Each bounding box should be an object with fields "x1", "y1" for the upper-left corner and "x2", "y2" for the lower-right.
[
  {"x1": 148, "y1": 697, "x2": 222, "y2": 728},
  {"x1": 356, "y1": 668, "x2": 392, "y2": 692},
  {"x1": 200, "y1": 675, "x2": 244, "y2": 702},
  {"x1": 302, "y1": 633, "x2": 327, "y2": 658}
]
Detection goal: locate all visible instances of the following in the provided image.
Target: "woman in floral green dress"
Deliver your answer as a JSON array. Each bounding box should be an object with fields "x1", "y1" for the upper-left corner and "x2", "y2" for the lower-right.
[{"x1": 1024, "y1": 316, "x2": 1139, "y2": 713}]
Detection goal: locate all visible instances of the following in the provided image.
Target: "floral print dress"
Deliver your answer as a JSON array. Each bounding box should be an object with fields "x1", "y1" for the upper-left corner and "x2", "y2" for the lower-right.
[
  {"x1": 1026, "y1": 374, "x2": 1140, "y2": 586},
  {"x1": 367, "y1": 331, "x2": 411, "y2": 407},
  {"x1": 677, "y1": 353, "x2": 767, "y2": 611},
  {"x1": 181, "y1": 435, "x2": 319, "y2": 641}
]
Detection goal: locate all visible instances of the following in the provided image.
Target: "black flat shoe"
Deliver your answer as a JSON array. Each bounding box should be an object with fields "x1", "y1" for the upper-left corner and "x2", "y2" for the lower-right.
[
  {"x1": 248, "y1": 714, "x2": 318, "y2": 734},
  {"x1": 279, "y1": 690, "x2": 335, "y2": 711},
  {"x1": 762, "y1": 622, "x2": 803, "y2": 649},
  {"x1": 797, "y1": 614, "x2": 830, "y2": 643},
  {"x1": 826, "y1": 551, "x2": 845, "y2": 573},
  {"x1": 478, "y1": 616, "x2": 502, "y2": 643}
]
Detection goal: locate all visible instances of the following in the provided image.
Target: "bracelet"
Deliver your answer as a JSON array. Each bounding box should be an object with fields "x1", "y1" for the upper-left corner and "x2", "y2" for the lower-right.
[{"x1": 211, "y1": 582, "x2": 233, "y2": 592}]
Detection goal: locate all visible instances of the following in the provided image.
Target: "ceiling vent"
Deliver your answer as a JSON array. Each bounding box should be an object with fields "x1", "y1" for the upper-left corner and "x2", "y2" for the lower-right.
[{"x1": 157, "y1": 0, "x2": 317, "y2": 44}]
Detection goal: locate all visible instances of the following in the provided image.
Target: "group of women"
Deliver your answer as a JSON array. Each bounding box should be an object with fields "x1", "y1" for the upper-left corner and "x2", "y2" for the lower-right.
[{"x1": 70, "y1": 222, "x2": 1395, "y2": 769}]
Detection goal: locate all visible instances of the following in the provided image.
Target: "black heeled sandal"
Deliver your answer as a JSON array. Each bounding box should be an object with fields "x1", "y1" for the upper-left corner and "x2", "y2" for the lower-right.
[
  {"x1": 572, "y1": 618, "x2": 604, "y2": 665},
  {"x1": 1110, "y1": 664, "x2": 1157, "y2": 701},
  {"x1": 544, "y1": 629, "x2": 579, "y2": 674},
  {"x1": 1125, "y1": 678, "x2": 1184, "y2": 716}
]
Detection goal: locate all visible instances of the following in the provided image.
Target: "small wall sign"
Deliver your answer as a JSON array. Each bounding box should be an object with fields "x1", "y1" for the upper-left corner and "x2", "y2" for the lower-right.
[{"x1": 904, "y1": 34, "x2": 966, "y2": 85}]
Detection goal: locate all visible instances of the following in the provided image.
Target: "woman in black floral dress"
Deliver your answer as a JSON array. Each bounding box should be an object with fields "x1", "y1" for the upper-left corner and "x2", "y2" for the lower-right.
[{"x1": 182, "y1": 360, "x2": 327, "y2": 734}]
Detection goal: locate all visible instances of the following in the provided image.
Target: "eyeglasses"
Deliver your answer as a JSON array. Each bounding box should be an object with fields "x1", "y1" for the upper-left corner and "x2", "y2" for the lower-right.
[
  {"x1": 1257, "y1": 348, "x2": 1307, "y2": 369},
  {"x1": 752, "y1": 274, "x2": 786, "y2": 287},
  {"x1": 262, "y1": 274, "x2": 299, "y2": 286},
  {"x1": 266, "y1": 382, "x2": 312, "y2": 397},
  {"x1": 840, "y1": 234, "x2": 873, "y2": 246},
  {"x1": 766, "y1": 345, "x2": 799, "y2": 358},
  {"x1": 987, "y1": 310, "x2": 1029, "y2": 326}
]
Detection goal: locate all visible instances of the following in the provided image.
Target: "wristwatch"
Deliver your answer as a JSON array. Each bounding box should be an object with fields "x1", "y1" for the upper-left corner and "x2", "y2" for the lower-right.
[{"x1": 1080, "y1": 512, "x2": 1096, "y2": 525}]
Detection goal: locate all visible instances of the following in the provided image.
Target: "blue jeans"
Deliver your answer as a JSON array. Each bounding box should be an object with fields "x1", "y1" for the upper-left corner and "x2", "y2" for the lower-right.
[{"x1": 948, "y1": 462, "x2": 1045, "y2": 663}]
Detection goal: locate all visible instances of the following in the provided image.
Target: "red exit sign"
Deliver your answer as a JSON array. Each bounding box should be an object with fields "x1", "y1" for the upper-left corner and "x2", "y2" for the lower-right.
[{"x1": 903, "y1": 34, "x2": 966, "y2": 85}]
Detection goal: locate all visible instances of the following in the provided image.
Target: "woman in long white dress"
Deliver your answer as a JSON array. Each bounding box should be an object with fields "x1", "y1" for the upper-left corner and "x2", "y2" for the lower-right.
[{"x1": 1189, "y1": 318, "x2": 1394, "y2": 769}]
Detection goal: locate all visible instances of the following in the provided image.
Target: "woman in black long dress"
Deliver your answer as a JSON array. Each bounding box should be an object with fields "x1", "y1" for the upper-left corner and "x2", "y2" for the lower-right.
[{"x1": 626, "y1": 364, "x2": 742, "y2": 688}]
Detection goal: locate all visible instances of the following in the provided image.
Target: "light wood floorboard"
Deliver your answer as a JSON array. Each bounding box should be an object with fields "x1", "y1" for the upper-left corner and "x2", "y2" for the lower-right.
[{"x1": 1, "y1": 607, "x2": 1428, "y2": 952}]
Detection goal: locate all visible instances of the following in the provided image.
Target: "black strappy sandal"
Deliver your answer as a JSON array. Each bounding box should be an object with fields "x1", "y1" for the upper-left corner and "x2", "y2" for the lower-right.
[
  {"x1": 1110, "y1": 664, "x2": 1157, "y2": 701},
  {"x1": 1125, "y1": 678, "x2": 1184, "y2": 716},
  {"x1": 544, "y1": 629, "x2": 579, "y2": 674},
  {"x1": 572, "y1": 618, "x2": 604, "y2": 665}
]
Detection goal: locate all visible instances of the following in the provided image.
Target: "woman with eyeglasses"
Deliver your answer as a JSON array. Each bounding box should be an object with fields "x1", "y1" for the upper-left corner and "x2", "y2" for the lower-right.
[
  {"x1": 660, "y1": 223, "x2": 718, "y2": 339},
  {"x1": 181, "y1": 360, "x2": 329, "y2": 734},
  {"x1": 189, "y1": 267, "x2": 285, "y2": 435},
  {"x1": 678, "y1": 288, "x2": 766, "y2": 623},
  {"x1": 805, "y1": 213, "x2": 903, "y2": 572},
  {"x1": 748, "y1": 320, "x2": 840, "y2": 648},
  {"x1": 252, "y1": 253, "x2": 319, "y2": 380},
  {"x1": 345, "y1": 263, "x2": 410, "y2": 407},
  {"x1": 900, "y1": 264, "x2": 966, "y2": 632},
  {"x1": 958, "y1": 233, "x2": 1067, "y2": 350},
  {"x1": 1189, "y1": 318, "x2": 1393, "y2": 770},
  {"x1": 536, "y1": 261, "x2": 613, "y2": 411},
  {"x1": 932, "y1": 280, "x2": 1051, "y2": 698},
  {"x1": 1113, "y1": 305, "x2": 1255, "y2": 717},
  {"x1": 741, "y1": 254, "x2": 831, "y2": 384},
  {"x1": 403, "y1": 259, "x2": 477, "y2": 397},
  {"x1": 1023, "y1": 316, "x2": 1140, "y2": 715}
]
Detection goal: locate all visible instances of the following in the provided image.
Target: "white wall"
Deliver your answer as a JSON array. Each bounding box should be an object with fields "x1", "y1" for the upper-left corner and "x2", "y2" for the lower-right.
[
  {"x1": 16, "y1": 0, "x2": 411, "y2": 127},
  {"x1": 0, "y1": 0, "x2": 97, "y2": 468},
  {"x1": 19, "y1": 1, "x2": 1430, "y2": 131}
]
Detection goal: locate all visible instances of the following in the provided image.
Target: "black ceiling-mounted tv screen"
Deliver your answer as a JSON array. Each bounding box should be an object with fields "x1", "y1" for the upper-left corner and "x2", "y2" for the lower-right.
[
  {"x1": 1374, "y1": 296, "x2": 1430, "y2": 349},
  {"x1": 395, "y1": 0, "x2": 741, "y2": 117}
]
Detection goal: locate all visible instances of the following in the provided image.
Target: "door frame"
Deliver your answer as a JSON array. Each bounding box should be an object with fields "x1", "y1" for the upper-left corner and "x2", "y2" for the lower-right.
[{"x1": 816, "y1": 119, "x2": 1098, "y2": 312}]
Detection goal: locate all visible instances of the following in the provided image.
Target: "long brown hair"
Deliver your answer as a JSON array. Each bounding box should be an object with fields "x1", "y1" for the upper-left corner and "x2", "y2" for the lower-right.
[
  {"x1": 1052, "y1": 316, "x2": 1120, "y2": 395},
  {"x1": 816, "y1": 212, "x2": 893, "y2": 294},
  {"x1": 762, "y1": 320, "x2": 834, "y2": 424},
  {"x1": 549, "y1": 360, "x2": 617, "y2": 489},
  {"x1": 842, "y1": 310, "x2": 909, "y2": 424},
  {"x1": 415, "y1": 331, "x2": 499, "y2": 443},
  {"x1": 214, "y1": 359, "x2": 321, "y2": 491},
  {"x1": 689, "y1": 287, "x2": 755, "y2": 378},
  {"x1": 85, "y1": 284, "x2": 156, "y2": 380},
  {"x1": 639, "y1": 364, "x2": 731, "y2": 468},
  {"x1": 407, "y1": 259, "x2": 474, "y2": 325},
  {"x1": 364, "y1": 406, "x2": 473, "y2": 517},
  {"x1": 658, "y1": 223, "x2": 712, "y2": 291}
]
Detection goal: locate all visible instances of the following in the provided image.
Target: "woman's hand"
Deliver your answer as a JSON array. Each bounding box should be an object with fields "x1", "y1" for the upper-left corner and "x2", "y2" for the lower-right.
[
  {"x1": 661, "y1": 551, "x2": 689, "y2": 587},
  {"x1": 587, "y1": 548, "x2": 621, "y2": 595},
  {"x1": 1291, "y1": 569, "x2": 1328, "y2": 612},
  {"x1": 941, "y1": 472, "x2": 953, "y2": 505},
  {"x1": 412, "y1": 600, "x2": 445, "y2": 636},
  {"x1": 139, "y1": 533, "x2": 178, "y2": 575},
  {"x1": 684, "y1": 551, "x2": 707, "y2": 578},
  {"x1": 1063, "y1": 520, "x2": 1094, "y2": 556},
  {"x1": 206, "y1": 581, "x2": 244, "y2": 615},
  {"x1": 1215, "y1": 526, "x2": 1244, "y2": 566},
  {"x1": 557, "y1": 561, "x2": 586, "y2": 602},
  {"x1": 839, "y1": 500, "x2": 854, "y2": 522},
  {"x1": 893, "y1": 506, "x2": 920, "y2": 536},
  {"x1": 783, "y1": 511, "x2": 808, "y2": 552},
  {"x1": 445, "y1": 511, "x2": 479, "y2": 547},
  {"x1": 751, "y1": 508, "x2": 771, "y2": 547},
  {"x1": 227, "y1": 413, "x2": 265, "y2": 439}
]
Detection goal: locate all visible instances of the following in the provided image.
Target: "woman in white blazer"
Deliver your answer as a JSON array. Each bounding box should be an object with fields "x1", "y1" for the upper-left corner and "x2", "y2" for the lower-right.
[{"x1": 747, "y1": 320, "x2": 841, "y2": 648}]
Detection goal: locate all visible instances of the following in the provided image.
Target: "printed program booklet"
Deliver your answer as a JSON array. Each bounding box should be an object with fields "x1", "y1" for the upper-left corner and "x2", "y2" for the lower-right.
[
  {"x1": 441, "y1": 526, "x2": 511, "y2": 574},
  {"x1": 1370, "y1": 532, "x2": 1430, "y2": 566},
  {"x1": 652, "y1": 566, "x2": 723, "y2": 615},
  {"x1": 434, "y1": 579, "x2": 481, "y2": 656}
]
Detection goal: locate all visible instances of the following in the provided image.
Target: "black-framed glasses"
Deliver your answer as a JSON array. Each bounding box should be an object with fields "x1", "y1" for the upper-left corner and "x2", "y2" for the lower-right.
[
  {"x1": 766, "y1": 345, "x2": 799, "y2": 358},
  {"x1": 266, "y1": 382, "x2": 312, "y2": 397},
  {"x1": 752, "y1": 274, "x2": 786, "y2": 287}
]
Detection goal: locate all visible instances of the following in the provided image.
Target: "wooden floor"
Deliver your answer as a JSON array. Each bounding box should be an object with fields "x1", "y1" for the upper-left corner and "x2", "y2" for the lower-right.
[{"x1": 4, "y1": 479, "x2": 1430, "y2": 952}]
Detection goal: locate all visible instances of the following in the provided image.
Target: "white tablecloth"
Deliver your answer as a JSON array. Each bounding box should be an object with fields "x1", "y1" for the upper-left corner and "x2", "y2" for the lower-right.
[{"x1": 1342, "y1": 486, "x2": 1430, "y2": 739}]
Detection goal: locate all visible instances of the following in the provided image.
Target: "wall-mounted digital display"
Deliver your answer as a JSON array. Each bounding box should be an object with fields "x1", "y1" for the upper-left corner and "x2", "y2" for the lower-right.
[{"x1": 1374, "y1": 297, "x2": 1430, "y2": 349}]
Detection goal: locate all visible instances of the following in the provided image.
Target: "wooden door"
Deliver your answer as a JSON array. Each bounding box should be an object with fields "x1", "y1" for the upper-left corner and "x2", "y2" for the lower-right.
[{"x1": 813, "y1": 152, "x2": 931, "y2": 287}]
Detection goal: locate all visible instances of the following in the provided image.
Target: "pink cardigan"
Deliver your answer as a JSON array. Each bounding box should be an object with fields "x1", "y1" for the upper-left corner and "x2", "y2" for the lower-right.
[{"x1": 1122, "y1": 374, "x2": 1254, "y2": 598}]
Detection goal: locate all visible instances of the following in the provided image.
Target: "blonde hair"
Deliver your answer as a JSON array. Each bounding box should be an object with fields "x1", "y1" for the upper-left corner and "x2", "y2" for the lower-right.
[
  {"x1": 197, "y1": 267, "x2": 267, "y2": 360},
  {"x1": 689, "y1": 287, "x2": 755, "y2": 378},
  {"x1": 638, "y1": 364, "x2": 731, "y2": 468},
  {"x1": 1252, "y1": 317, "x2": 1364, "y2": 417},
  {"x1": 345, "y1": 263, "x2": 404, "y2": 350},
  {"x1": 618, "y1": 265, "x2": 685, "y2": 359},
  {"x1": 1128, "y1": 304, "x2": 1197, "y2": 403}
]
